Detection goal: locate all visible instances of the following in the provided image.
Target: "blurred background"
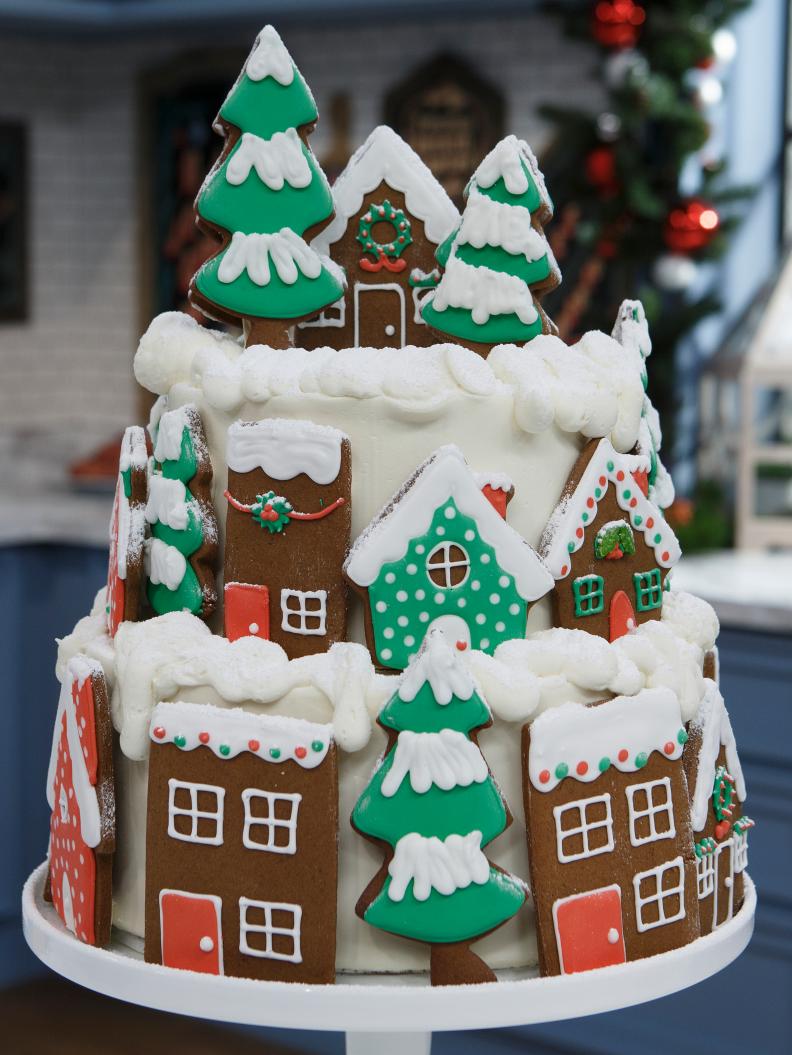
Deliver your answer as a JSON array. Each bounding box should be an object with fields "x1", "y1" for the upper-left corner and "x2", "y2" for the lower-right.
[{"x1": 1, "y1": 1, "x2": 790, "y2": 1053}]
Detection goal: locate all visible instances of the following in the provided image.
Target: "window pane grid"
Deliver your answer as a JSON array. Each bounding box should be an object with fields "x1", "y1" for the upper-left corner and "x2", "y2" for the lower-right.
[
  {"x1": 573, "y1": 575, "x2": 604, "y2": 617},
  {"x1": 426, "y1": 542, "x2": 470, "y2": 589},
  {"x1": 242, "y1": 790, "x2": 302, "y2": 854},
  {"x1": 281, "y1": 589, "x2": 327, "y2": 636},
  {"x1": 239, "y1": 898, "x2": 302, "y2": 963},
  {"x1": 626, "y1": 777, "x2": 676, "y2": 846},
  {"x1": 634, "y1": 569, "x2": 663, "y2": 612},
  {"x1": 167, "y1": 779, "x2": 225, "y2": 846},
  {"x1": 553, "y1": 794, "x2": 614, "y2": 863},
  {"x1": 633, "y1": 856, "x2": 686, "y2": 932},
  {"x1": 696, "y1": 851, "x2": 716, "y2": 899}
]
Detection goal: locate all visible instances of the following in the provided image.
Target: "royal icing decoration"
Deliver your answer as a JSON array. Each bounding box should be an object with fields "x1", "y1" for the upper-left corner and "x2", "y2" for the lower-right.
[
  {"x1": 381, "y1": 729, "x2": 489, "y2": 797},
  {"x1": 689, "y1": 680, "x2": 746, "y2": 832},
  {"x1": 386, "y1": 831, "x2": 490, "y2": 902},
  {"x1": 245, "y1": 24, "x2": 295, "y2": 84},
  {"x1": 226, "y1": 419, "x2": 346, "y2": 485},
  {"x1": 217, "y1": 230, "x2": 325, "y2": 287},
  {"x1": 226, "y1": 130, "x2": 311, "y2": 190}
]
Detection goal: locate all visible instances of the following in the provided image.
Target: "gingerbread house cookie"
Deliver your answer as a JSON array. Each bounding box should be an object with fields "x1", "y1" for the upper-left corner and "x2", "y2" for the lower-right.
[
  {"x1": 107, "y1": 426, "x2": 148, "y2": 637},
  {"x1": 46, "y1": 656, "x2": 115, "y2": 947},
  {"x1": 522, "y1": 688, "x2": 700, "y2": 976},
  {"x1": 541, "y1": 437, "x2": 680, "y2": 641},
  {"x1": 145, "y1": 701, "x2": 338, "y2": 984},
  {"x1": 302, "y1": 125, "x2": 459, "y2": 349}
]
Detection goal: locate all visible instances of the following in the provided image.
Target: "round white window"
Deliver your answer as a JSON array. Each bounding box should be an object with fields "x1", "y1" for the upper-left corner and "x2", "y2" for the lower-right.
[{"x1": 426, "y1": 542, "x2": 470, "y2": 589}]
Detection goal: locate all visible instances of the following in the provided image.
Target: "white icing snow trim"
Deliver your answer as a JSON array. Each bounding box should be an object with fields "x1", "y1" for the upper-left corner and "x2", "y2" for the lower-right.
[
  {"x1": 145, "y1": 538, "x2": 186, "y2": 592},
  {"x1": 246, "y1": 25, "x2": 294, "y2": 85},
  {"x1": 612, "y1": 298, "x2": 651, "y2": 361},
  {"x1": 527, "y1": 686, "x2": 685, "y2": 793},
  {"x1": 345, "y1": 445, "x2": 553, "y2": 602},
  {"x1": 119, "y1": 425, "x2": 148, "y2": 472},
  {"x1": 226, "y1": 418, "x2": 346, "y2": 485},
  {"x1": 135, "y1": 313, "x2": 241, "y2": 397},
  {"x1": 662, "y1": 590, "x2": 719, "y2": 653},
  {"x1": 146, "y1": 474, "x2": 189, "y2": 532},
  {"x1": 689, "y1": 679, "x2": 745, "y2": 832},
  {"x1": 428, "y1": 257, "x2": 539, "y2": 327},
  {"x1": 312, "y1": 125, "x2": 459, "y2": 251},
  {"x1": 542, "y1": 437, "x2": 681, "y2": 579},
  {"x1": 474, "y1": 471, "x2": 513, "y2": 493},
  {"x1": 154, "y1": 404, "x2": 192, "y2": 464},
  {"x1": 226, "y1": 130, "x2": 311, "y2": 190},
  {"x1": 387, "y1": 831, "x2": 490, "y2": 902},
  {"x1": 46, "y1": 667, "x2": 102, "y2": 847},
  {"x1": 473, "y1": 136, "x2": 550, "y2": 207},
  {"x1": 150, "y1": 700, "x2": 331, "y2": 768},
  {"x1": 381, "y1": 729, "x2": 488, "y2": 796},
  {"x1": 457, "y1": 191, "x2": 548, "y2": 261},
  {"x1": 55, "y1": 589, "x2": 115, "y2": 689},
  {"x1": 218, "y1": 230, "x2": 324, "y2": 287},
  {"x1": 398, "y1": 629, "x2": 477, "y2": 705}
]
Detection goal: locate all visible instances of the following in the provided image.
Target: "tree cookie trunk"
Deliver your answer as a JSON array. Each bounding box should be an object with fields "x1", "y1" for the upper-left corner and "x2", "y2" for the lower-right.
[
  {"x1": 429, "y1": 942, "x2": 497, "y2": 987},
  {"x1": 244, "y1": 318, "x2": 293, "y2": 349}
]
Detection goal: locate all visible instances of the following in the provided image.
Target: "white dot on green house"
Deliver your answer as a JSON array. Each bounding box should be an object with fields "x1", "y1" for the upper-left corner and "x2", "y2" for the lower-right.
[
  {"x1": 415, "y1": 544, "x2": 425, "y2": 554},
  {"x1": 381, "y1": 648, "x2": 392, "y2": 660},
  {"x1": 499, "y1": 575, "x2": 509, "y2": 588},
  {"x1": 396, "y1": 590, "x2": 408, "y2": 601},
  {"x1": 384, "y1": 627, "x2": 395, "y2": 639},
  {"x1": 376, "y1": 601, "x2": 387, "y2": 613},
  {"x1": 436, "y1": 526, "x2": 446, "y2": 536},
  {"x1": 415, "y1": 589, "x2": 426, "y2": 600},
  {"x1": 481, "y1": 638, "x2": 490, "y2": 649},
  {"x1": 509, "y1": 603, "x2": 520, "y2": 615},
  {"x1": 419, "y1": 612, "x2": 430, "y2": 623},
  {"x1": 496, "y1": 621, "x2": 505, "y2": 632},
  {"x1": 465, "y1": 529, "x2": 475, "y2": 541},
  {"x1": 407, "y1": 564, "x2": 417, "y2": 574},
  {"x1": 398, "y1": 616, "x2": 409, "y2": 627},
  {"x1": 480, "y1": 553, "x2": 491, "y2": 564},
  {"x1": 445, "y1": 507, "x2": 456, "y2": 519},
  {"x1": 434, "y1": 593, "x2": 445, "y2": 604},
  {"x1": 476, "y1": 613, "x2": 486, "y2": 625},
  {"x1": 458, "y1": 597, "x2": 467, "y2": 608},
  {"x1": 490, "y1": 593, "x2": 500, "y2": 604},
  {"x1": 385, "y1": 572, "x2": 396, "y2": 584},
  {"x1": 471, "y1": 580, "x2": 481, "y2": 591}
]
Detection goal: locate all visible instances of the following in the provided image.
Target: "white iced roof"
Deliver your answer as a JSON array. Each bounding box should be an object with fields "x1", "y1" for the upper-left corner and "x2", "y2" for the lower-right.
[
  {"x1": 226, "y1": 417, "x2": 347, "y2": 485},
  {"x1": 313, "y1": 125, "x2": 459, "y2": 250}
]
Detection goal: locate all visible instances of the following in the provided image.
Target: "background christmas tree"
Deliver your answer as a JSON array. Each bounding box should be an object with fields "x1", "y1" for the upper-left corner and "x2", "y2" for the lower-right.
[
  {"x1": 539, "y1": 0, "x2": 752, "y2": 462},
  {"x1": 422, "y1": 135, "x2": 559, "y2": 355},
  {"x1": 353, "y1": 630, "x2": 526, "y2": 985},
  {"x1": 191, "y1": 25, "x2": 344, "y2": 348}
]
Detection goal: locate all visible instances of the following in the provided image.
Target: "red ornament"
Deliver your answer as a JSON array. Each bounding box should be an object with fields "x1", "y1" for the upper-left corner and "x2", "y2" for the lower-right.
[
  {"x1": 295, "y1": 746, "x2": 308, "y2": 759},
  {"x1": 664, "y1": 741, "x2": 675, "y2": 755},
  {"x1": 663, "y1": 199, "x2": 720, "y2": 253},
  {"x1": 592, "y1": 0, "x2": 646, "y2": 49},
  {"x1": 585, "y1": 145, "x2": 619, "y2": 195},
  {"x1": 198, "y1": 731, "x2": 210, "y2": 744},
  {"x1": 153, "y1": 726, "x2": 166, "y2": 740},
  {"x1": 248, "y1": 739, "x2": 260, "y2": 752},
  {"x1": 576, "y1": 761, "x2": 589, "y2": 776},
  {"x1": 715, "y1": 819, "x2": 731, "y2": 841}
]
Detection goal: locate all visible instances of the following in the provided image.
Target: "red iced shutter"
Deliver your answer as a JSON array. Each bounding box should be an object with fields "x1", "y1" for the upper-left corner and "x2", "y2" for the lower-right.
[
  {"x1": 224, "y1": 582, "x2": 270, "y2": 642},
  {"x1": 72, "y1": 675, "x2": 99, "y2": 784},
  {"x1": 481, "y1": 484, "x2": 508, "y2": 519}
]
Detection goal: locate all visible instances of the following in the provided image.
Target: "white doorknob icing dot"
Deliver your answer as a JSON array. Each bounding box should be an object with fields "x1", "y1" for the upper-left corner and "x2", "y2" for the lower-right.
[
  {"x1": 199, "y1": 936, "x2": 215, "y2": 953},
  {"x1": 248, "y1": 622, "x2": 259, "y2": 634},
  {"x1": 385, "y1": 324, "x2": 396, "y2": 337},
  {"x1": 725, "y1": 877, "x2": 733, "y2": 888},
  {"x1": 607, "y1": 928, "x2": 620, "y2": 944}
]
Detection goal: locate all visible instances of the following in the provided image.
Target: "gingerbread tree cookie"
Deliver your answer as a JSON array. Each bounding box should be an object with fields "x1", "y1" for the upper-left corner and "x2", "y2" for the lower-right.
[
  {"x1": 422, "y1": 136, "x2": 560, "y2": 357},
  {"x1": 540, "y1": 436, "x2": 680, "y2": 642},
  {"x1": 190, "y1": 25, "x2": 345, "y2": 348},
  {"x1": 106, "y1": 425, "x2": 148, "y2": 637},
  {"x1": 46, "y1": 656, "x2": 115, "y2": 947},
  {"x1": 353, "y1": 630, "x2": 526, "y2": 985},
  {"x1": 145, "y1": 404, "x2": 218, "y2": 619}
]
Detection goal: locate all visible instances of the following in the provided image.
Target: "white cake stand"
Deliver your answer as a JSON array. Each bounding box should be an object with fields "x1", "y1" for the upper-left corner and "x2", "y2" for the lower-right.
[{"x1": 23, "y1": 861, "x2": 755, "y2": 1055}]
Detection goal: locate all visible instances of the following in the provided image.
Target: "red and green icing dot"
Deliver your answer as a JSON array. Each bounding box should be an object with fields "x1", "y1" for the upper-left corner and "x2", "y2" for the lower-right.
[
  {"x1": 617, "y1": 748, "x2": 629, "y2": 763},
  {"x1": 153, "y1": 726, "x2": 166, "y2": 740},
  {"x1": 295, "y1": 746, "x2": 307, "y2": 759},
  {"x1": 576, "y1": 761, "x2": 588, "y2": 776},
  {"x1": 539, "y1": 769, "x2": 551, "y2": 784},
  {"x1": 311, "y1": 740, "x2": 324, "y2": 752},
  {"x1": 598, "y1": 756, "x2": 611, "y2": 772},
  {"x1": 269, "y1": 747, "x2": 281, "y2": 760},
  {"x1": 663, "y1": 741, "x2": 675, "y2": 755},
  {"x1": 199, "y1": 731, "x2": 210, "y2": 744},
  {"x1": 248, "y1": 739, "x2": 260, "y2": 751},
  {"x1": 635, "y1": 752, "x2": 648, "y2": 768},
  {"x1": 555, "y1": 762, "x2": 569, "y2": 780},
  {"x1": 219, "y1": 744, "x2": 231, "y2": 757},
  {"x1": 677, "y1": 727, "x2": 689, "y2": 744},
  {"x1": 174, "y1": 734, "x2": 187, "y2": 749}
]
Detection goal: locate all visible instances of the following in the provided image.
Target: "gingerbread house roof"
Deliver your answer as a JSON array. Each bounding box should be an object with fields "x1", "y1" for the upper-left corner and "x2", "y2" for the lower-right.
[
  {"x1": 345, "y1": 444, "x2": 553, "y2": 602},
  {"x1": 226, "y1": 418, "x2": 348, "y2": 485},
  {"x1": 688, "y1": 679, "x2": 746, "y2": 832},
  {"x1": 527, "y1": 687, "x2": 686, "y2": 793},
  {"x1": 46, "y1": 656, "x2": 104, "y2": 848},
  {"x1": 541, "y1": 437, "x2": 681, "y2": 580},
  {"x1": 312, "y1": 125, "x2": 459, "y2": 252}
]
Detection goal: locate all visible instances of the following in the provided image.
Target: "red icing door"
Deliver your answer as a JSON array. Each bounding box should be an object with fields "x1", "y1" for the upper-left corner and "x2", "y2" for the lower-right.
[
  {"x1": 159, "y1": 891, "x2": 223, "y2": 975},
  {"x1": 553, "y1": 884, "x2": 626, "y2": 974},
  {"x1": 609, "y1": 589, "x2": 636, "y2": 642},
  {"x1": 224, "y1": 582, "x2": 270, "y2": 642}
]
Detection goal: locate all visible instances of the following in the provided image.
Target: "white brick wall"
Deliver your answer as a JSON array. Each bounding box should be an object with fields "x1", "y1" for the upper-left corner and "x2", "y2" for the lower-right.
[{"x1": 0, "y1": 15, "x2": 600, "y2": 444}]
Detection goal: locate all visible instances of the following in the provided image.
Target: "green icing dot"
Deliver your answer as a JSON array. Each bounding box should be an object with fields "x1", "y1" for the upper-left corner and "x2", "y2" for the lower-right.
[
  {"x1": 174, "y1": 735, "x2": 186, "y2": 749},
  {"x1": 582, "y1": 512, "x2": 589, "y2": 522},
  {"x1": 269, "y1": 747, "x2": 281, "y2": 759},
  {"x1": 594, "y1": 487, "x2": 602, "y2": 498},
  {"x1": 635, "y1": 752, "x2": 648, "y2": 768},
  {"x1": 567, "y1": 541, "x2": 575, "y2": 553},
  {"x1": 598, "y1": 756, "x2": 611, "y2": 773},
  {"x1": 555, "y1": 762, "x2": 569, "y2": 780},
  {"x1": 623, "y1": 489, "x2": 631, "y2": 500},
  {"x1": 311, "y1": 740, "x2": 324, "y2": 752},
  {"x1": 677, "y1": 728, "x2": 689, "y2": 745},
  {"x1": 634, "y1": 515, "x2": 643, "y2": 526},
  {"x1": 607, "y1": 460, "x2": 615, "y2": 472},
  {"x1": 219, "y1": 744, "x2": 230, "y2": 757},
  {"x1": 654, "y1": 533, "x2": 662, "y2": 544}
]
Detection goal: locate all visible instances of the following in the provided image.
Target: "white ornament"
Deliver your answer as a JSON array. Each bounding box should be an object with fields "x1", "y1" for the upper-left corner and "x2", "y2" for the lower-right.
[
  {"x1": 654, "y1": 253, "x2": 698, "y2": 291},
  {"x1": 604, "y1": 50, "x2": 649, "y2": 89},
  {"x1": 712, "y1": 28, "x2": 737, "y2": 65}
]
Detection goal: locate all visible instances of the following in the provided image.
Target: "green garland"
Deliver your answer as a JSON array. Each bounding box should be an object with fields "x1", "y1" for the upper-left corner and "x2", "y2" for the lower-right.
[
  {"x1": 357, "y1": 199, "x2": 413, "y2": 262},
  {"x1": 252, "y1": 491, "x2": 293, "y2": 534}
]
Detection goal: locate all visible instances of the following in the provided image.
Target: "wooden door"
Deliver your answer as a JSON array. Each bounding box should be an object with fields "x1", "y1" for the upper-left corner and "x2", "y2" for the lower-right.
[
  {"x1": 609, "y1": 589, "x2": 636, "y2": 642},
  {"x1": 714, "y1": 839, "x2": 735, "y2": 928},
  {"x1": 159, "y1": 890, "x2": 223, "y2": 975},
  {"x1": 552, "y1": 884, "x2": 626, "y2": 974},
  {"x1": 354, "y1": 282, "x2": 405, "y2": 348}
]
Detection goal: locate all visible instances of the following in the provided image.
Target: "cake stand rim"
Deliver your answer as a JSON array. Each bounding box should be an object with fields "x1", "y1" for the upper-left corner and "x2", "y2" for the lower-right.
[{"x1": 22, "y1": 861, "x2": 755, "y2": 1034}]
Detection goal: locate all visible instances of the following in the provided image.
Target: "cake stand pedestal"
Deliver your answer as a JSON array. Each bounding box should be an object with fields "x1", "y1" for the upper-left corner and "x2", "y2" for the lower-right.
[{"x1": 23, "y1": 862, "x2": 755, "y2": 1054}]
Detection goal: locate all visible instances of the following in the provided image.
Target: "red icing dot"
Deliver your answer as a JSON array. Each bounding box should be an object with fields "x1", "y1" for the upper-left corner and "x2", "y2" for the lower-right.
[
  {"x1": 616, "y1": 470, "x2": 625, "y2": 481},
  {"x1": 630, "y1": 498, "x2": 637, "y2": 508},
  {"x1": 576, "y1": 527, "x2": 584, "y2": 539},
  {"x1": 248, "y1": 739, "x2": 260, "y2": 752},
  {"x1": 198, "y1": 731, "x2": 210, "y2": 744},
  {"x1": 646, "y1": 517, "x2": 654, "y2": 529},
  {"x1": 664, "y1": 741, "x2": 675, "y2": 755},
  {"x1": 560, "y1": 564, "x2": 569, "y2": 576},
  {"x1": 456, "y1": 640, "x2": 468, "y2": 651},
  {"x1": 295, "y1": 746, "x2": 308, "y2": 759},
  {"x1": 153, "y1": 727, "x2": 166, "y2": 740},
  {"x1": 618, "y1": 748, "x2": 629, "y2": 762},
  {"x1": 599, "y1": 476, "x2": 606, "y2": 486},
  {"x1": 539, "y1": 769, "x2": 550, "y2": 784},
  {"x1": 662, "y1": 551, "x2": 669, "y2": 562},
  {"x1": 586, "y1": 497, "x2": 595, "y2": 508},
  {"x1": 576, "y1": 761, "x2": 589, "y2": 776}
]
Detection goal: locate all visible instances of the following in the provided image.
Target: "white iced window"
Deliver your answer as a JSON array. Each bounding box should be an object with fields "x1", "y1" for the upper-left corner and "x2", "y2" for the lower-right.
[
  {"x1": 298, "y1": 297, "x2": 345, "y2": 329},
  {"x1": 412, "y1": 285, "x2": 433, "y2": 324},
  {"x1": 281, "y1": 589, "x2": 327, "y2": 635},
  {"x1": 59, "y1": 785, "x2": 69, "y2": 824},
  {"x1": 697, "y1": 851, "x2": 716, "y2": 899},
  {"x1": 426, "y1": 542, "x2": 471, "y2": 589},
  {"x1": 242, "y1": 790, "x2": 301, "y2": 854},
  {"x1": 733, "y1": 829, "x2": 749, "y2": 873},
  {"x1": 633, "y1": 856, "x2": 686, "y2": 932},
  {"x1": 553, "y1": 794, "x2": 614, "y2": 863},
  {"x1": 239, "y1": 898, "x2": 302, "y2": 963},
  {"x1": 167, "y1": 779, "x2": 225, "y2": 846},
  {"x1": 626, "y1": 777, "x2": 676, "y2": 847}
]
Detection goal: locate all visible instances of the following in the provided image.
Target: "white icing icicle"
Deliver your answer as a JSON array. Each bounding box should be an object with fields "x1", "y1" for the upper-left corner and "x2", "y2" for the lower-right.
[
  {"x1": 398, "y1": 628, "x2": 476, "y2": 706},
  {"x1": 381, "y1": 729, "x2": 488, "y2": 796},
  {"x1": 429, "y1": 257, "x2": 539, "y2": 326},
  {"x1": 227, "y1": 418, "x2": 346, "y2": 485},
  {"x1": 689, "y1": 679, "x2": 746, "y2": 832},
  {"x1": 246, "y1": 25, "x2": 295, "y2": 85},
  {"x1": 218, "y1": 230, "x2": 324, "y2": 287},
  {"x1": 145, "y1": 538, "x2": 186, "y2": 592},
  {"x1": 457, "y1": 191, "x2": 547, "y2": 261},
  {"x1": 226, "y1": 129, "x2": 311, "y2": 190},
  {"x1": 146, "y1": 474, "x2": 189, "y2": 531},
  {"x1": 154, "y1": 405, "x2": 191, "y2": 463},
  {"x1": 387, "y1": 831, "x2": 490, "y2": 902}
]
